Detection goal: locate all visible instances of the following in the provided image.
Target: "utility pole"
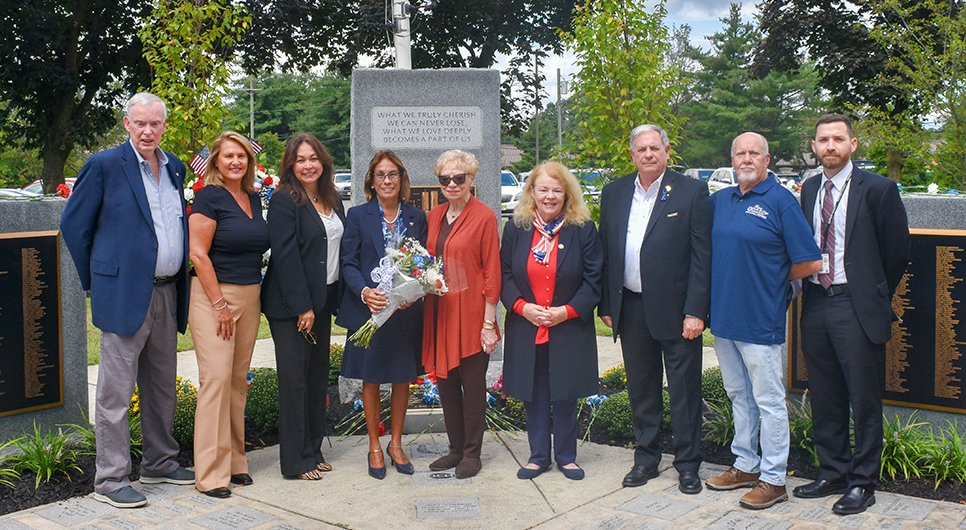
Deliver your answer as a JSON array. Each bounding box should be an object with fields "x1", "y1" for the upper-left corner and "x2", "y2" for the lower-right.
[
  {"x1": 556, "y1": 68, "x2": 563, "y2": 149},
  {"x1": 240, "y1": 78, "x2": 262, "y2": 139},
  {"x1": 392, "y1": 0, "x2": 412, "y2": 69},
  {"x1": 534, "y1": 55, "x2": 540, "y2": 163}
]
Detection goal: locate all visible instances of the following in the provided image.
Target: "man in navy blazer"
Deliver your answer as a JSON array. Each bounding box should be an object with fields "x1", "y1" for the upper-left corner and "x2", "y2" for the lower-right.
[
  {"x1": 61, "y1": 92, "x2": 194, "y2": 509},
  {"x1": 792, "y1": 114, "x2": 909, "y2": 515},
  {"x1": 598, "y1": 124, "x2": 712, "y2": 494}
]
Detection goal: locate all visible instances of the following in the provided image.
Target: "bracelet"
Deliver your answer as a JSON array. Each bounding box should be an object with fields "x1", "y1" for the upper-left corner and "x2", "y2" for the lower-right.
[
  {"x1": 210, "y1": 296, "x2": 225, "y2": 307},
  {"x1": 360, "y1": 287, "x2": 368, "y2": 304},
  {"x1": 213, "y1": 302, "x2": 229, "y2": 312},
  {"x1": 482, "y1": 320, "x2": 497, "y2": 330}
]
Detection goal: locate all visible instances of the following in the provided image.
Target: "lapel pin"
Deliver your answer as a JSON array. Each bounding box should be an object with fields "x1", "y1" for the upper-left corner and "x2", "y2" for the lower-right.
[
  {"x1": 660, "y1": 185, "x2": 672, "y2": 202},
  {"x1": 558, "y1": 243, "x2": 564, "y2": 249}
]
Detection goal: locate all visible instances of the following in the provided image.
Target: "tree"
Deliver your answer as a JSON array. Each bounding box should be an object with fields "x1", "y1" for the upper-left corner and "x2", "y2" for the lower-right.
[
  {"x1": 139, "y1": 0, "x2": 251, "y2": 163},
  {"x1": 677, "y1": 4, "x2": 820, "y2": 168},
  {"x1": 0, "y1": 1, "x2": 153, "y2": 192},
  {"x1": 506, "y1": 101, "x2": 570, "y2": 174},
  {"x1": 235, "y1": 0, "x2": 577, "y2": 134},
  {"x1": 868, "y1": 0, "x2": 966, "y2": 189},
  {"x1": 564, "y1": 0, "x2": 685, "y2": 176}
]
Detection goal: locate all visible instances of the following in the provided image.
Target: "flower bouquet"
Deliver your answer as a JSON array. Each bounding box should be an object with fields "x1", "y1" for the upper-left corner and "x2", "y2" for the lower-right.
[{"x1": 348, "y1": 237, "x2": 448, "y2": 347}]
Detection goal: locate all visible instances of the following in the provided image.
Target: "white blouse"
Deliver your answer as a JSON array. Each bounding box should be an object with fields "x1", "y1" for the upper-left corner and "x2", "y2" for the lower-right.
[{"x1": 319, "y1": 210, "x2": 344, "y2": 285}]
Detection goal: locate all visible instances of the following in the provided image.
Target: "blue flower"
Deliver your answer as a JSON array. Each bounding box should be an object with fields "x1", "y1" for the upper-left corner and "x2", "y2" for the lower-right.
[
  {"x1": 584, "y1": 394, "x2": 609, "y2": 407},
  {"x1": 353, "y1": 399, "x2": 364, "y2": 411},
  {"x1": 486, "y1": 393, "x2": 497, "y2": 406},
  {"x1": 947, "y1": 188, "x2": 960, "y2": 195}
]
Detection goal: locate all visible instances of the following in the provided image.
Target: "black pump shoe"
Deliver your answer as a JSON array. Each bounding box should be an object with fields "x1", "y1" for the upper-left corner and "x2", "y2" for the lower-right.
[
  {"x1": 387, "y1": 446, "x2": 414, "y2": 475},
  {"x1": 368, "y1": 450, "x2": 386, "y2": 480}
]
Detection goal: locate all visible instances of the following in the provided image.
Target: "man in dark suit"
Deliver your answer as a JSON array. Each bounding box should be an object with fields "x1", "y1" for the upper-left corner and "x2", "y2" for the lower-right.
[
  {"x1": 598, "y1": 124, "x2": 711, "y2": 494},
  {"x1": 61, "y1": 92, "x2": 194, "y2": 509},
  {"x1": 793, "y1": 114, "x2": 909, "y2": 515}
]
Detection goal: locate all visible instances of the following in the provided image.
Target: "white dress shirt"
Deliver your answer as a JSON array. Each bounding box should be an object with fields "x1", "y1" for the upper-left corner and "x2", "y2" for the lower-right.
[
  {"x1": 131, "y1": 139, "x2": 184, "y2": 278},
  {"x1": 811, "y1": 161, "x2": 851, "y2": 285},
  {"x1": 623, "y1": 172, "x2": 664, "y2": 292}
]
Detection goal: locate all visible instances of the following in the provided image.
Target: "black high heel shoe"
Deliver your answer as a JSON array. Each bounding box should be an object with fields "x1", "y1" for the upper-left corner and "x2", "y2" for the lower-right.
[
  {"x1": 387, "y1": 446, "x2": 415, "y2": 475},
  {"x1": 368, "y1": 449, "x2": 386, "y2": 480}
]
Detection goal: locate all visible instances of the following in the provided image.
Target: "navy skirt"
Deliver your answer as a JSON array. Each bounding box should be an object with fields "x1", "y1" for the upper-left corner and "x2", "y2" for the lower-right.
[{"x1": 341, "y1": 302, "x2": 423, "y2": 384}]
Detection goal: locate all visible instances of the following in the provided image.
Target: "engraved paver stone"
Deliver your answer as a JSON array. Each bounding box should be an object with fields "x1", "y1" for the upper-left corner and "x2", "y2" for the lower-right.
[
  {"x1": 410, "y1": 442, "x2": 450, "y2": 459},
  {"x1": 35, "y1": 498, "x2": 114, "y2": 526},
  {"x1": 103, "y1": 515, "x2": 144, "y2": 529},
  {"x1": 597, "y1": 513, "x2": 637, "y2": 530},
  {"x1": 415, "y1": 497, "x2": 482, "y2": 520},
  {"x1": 618, "y1": 493, "x2": 699, "y2": 520},
  {"x1": 0, "y1": 520, "x2": 33, "y2": 530},
  {"x1": 867, "y1": 495, "x2": 936, "y2": 520},
  {"x1": 706, "y1": 511, "x2": 792, "y2": 530},
  {"x1": 191, "y1": 506, "x2": 276, "y2": 530}
]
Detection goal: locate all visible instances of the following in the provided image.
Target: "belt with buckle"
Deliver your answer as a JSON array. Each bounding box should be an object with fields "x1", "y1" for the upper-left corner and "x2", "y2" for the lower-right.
[
  {"x1": 808, "y1": 282, "x2": 848, "y2": 297},
  {"x1": 154, "y1": 274, "x2": 179, "y2": 286}
]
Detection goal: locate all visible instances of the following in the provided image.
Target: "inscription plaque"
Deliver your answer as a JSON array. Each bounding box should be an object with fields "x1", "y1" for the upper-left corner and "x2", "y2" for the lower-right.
[
  {"x1": 371, "y1": 106, "x2": 483, "y2": 150},
  {"x1": 407, "y1": 185, "x2": 476, "y2": 214},
  {"x1": 789, "y1": 229, "x2": 966, "y2": 413},
  {"x1": 0, "y1": 230, "x2": 63, "y2": 416}
]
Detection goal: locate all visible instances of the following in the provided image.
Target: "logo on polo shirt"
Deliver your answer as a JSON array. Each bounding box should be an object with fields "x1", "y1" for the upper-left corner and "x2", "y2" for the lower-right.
[{"x1": 745, "y1": 204, "x2": 769, "y2": 220}]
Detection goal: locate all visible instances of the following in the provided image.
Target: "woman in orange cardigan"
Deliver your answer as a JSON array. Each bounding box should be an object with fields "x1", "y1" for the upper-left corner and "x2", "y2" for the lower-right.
[{"x1": 423, "y1": 149, "x2": 501, "y2": 479}]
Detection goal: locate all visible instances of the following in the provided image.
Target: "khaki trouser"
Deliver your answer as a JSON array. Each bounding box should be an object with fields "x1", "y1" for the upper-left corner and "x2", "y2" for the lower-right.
[{"x1": 189, "y1": 279, "x2": 260, "y2": 492}]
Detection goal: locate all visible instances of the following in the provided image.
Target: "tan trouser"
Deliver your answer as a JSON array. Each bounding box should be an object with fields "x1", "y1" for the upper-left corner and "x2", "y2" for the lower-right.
[{"x1": 189, "y1": 279, "x2": 260, "y2": 492}]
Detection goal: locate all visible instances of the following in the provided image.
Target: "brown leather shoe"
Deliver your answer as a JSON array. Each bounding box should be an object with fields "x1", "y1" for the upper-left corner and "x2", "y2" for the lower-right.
[
  {"x1": 428, "y1": 452, "x2": 462, "y2": 471},
  {"x1": 739, "y1": 481, "x2": 788, "y2": 510},
  {"x1": 454, "y1": 457, "x2": 481, "y2": 479},
  {"x1": 706, "y1": 467, "x2": 760, "y2": 490}
]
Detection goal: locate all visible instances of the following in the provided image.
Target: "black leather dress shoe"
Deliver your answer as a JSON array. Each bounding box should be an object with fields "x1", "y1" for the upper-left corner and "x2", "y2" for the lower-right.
[
  {"x1": 200, "y1": 487, "x2": 231, "y2": 499},
  {"x1": 622, "y1": 465, "x2": 659, "y2": 487},
  {"x1": 792, "y1": 478, "x2": 846, "y2": 499},
  {"x1": 832, "y1": 486, "x2": 875, "y2": 515},
  {"x1": 230, "y1": 473, "x2": 253, "y2": 486},
  {"x1": 678, "y1": 470, "x2": 702, "y2": 494}
]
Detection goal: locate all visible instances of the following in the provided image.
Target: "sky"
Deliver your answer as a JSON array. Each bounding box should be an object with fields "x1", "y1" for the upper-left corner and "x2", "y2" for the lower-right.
[{"x1": 541, "y1": 0, "x2": 758, "y2": 104}]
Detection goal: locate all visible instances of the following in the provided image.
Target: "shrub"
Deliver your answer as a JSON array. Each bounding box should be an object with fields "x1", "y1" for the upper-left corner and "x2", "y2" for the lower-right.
[
  {"x1": 246, "y1": 367, "x2": 280, "y2": 431},
  {"x1": 787, "y1": 390, "x2": 819, "y2": 467},
  {"x1": 172, "y1": 377, "x2": 198, "y2": 449},
  {"x1": 661, "y1": 389, "x2": 671, "y2": 431},
  {"x1": 597, "y1": 390, "x2": 633, "y2": 440},
  {"x1": 329, "y1": 343, "x2": 344, "y2": 386},
  {"x1": 701, "y1": 366, "x2": 729, "y2": 406},
  {"x1": 922, "y1": 421, "x2": 966, "y2": 489},
  {"x1": 600, "y1": 363, "x2": 627, "y2": 392},
  {"x1": 880, "y1": 413, "x2": 933, "y2": 480},
  {"x1": 702, "y1": 398, "x2": 735, "y2": 446},
  {"x1": 10, "y1": 423, "x2": 82, "y2": 488},
  {"x1": 0, "y1": 440, "x2": 21, "y2": 489}
]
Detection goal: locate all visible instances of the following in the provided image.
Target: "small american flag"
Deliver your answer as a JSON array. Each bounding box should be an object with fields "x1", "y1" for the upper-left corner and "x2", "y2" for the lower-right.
[
  {"x1": 189, "y1": 146, "x2": 210, "y2": 176},
  {"x1": 248, "y1": 137, "x2": 264, "y2": 154}
]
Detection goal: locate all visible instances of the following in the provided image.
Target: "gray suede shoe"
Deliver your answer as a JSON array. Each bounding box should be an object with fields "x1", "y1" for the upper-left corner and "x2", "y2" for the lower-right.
[
  {"x1": 140, "y1": 466, "x2": 195, "y2": 485},
  {"x1": 93, "y1": 486, "x2": 147, "y2": 508}
]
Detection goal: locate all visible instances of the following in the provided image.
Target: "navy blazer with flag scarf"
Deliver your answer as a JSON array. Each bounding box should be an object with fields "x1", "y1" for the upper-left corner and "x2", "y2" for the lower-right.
[
  {"x1": 335, "y1": 199, "x2": 427, "y2": 332},
  {"x1": 500, "y1": 219, "x2": 602, "y2": 402},
  {"x1": 61, "y1": 141, "x2": 189, "y2": 336}
]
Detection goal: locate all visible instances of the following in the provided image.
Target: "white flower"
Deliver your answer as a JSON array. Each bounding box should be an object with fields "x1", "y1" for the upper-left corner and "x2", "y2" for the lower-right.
[
  {"x1": 184, "y1": 188, "x2": 194, "y2": 201},
  {"x1": 927, "y1": 183, "x2": 939, "y2": 194}
]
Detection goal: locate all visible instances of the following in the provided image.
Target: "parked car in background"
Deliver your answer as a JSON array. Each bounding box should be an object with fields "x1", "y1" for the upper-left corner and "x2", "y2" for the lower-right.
[
  {"x1": 775, "y1": 169, "x2": 801, "y2": 187},
  {"x1": 21, "y1": 178, "x2": 76, "y2": 196},
  {"x1": 501, "y1": 170, "x2": 522, "y2": 216},
  {"x1": 334, "y1": 171, "x2": 352, "y2": 200},
  {"x1": 517, "y1": 170, "x2": 532, "y2": 183},
  {"x1": 684, "y1": 168, "x2": 715, "y2": 181},
  {"x1": 800, "y1": 167, "x2": 823, "y2": 184},
  {"x1": 707, "y1": 167, "x2": 778, "y2": 193},
  {"x1": 575, "y1": 169, "x2": 606, "y2": 204}
]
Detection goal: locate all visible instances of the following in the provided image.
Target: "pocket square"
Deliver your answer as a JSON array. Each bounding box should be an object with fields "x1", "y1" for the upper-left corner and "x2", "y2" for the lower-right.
[{"x1": 667, "y1": 212, "x2": 679, "y2": 218}]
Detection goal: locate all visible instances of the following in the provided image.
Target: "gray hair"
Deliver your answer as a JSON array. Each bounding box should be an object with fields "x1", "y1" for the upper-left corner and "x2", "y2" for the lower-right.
[
  {"x1": 629, "y1": 124, "x2": 670, "y2": 149},
  {"x1": 731, "y1": 132, "x2": 769, "y2": 156},
  {"x1": 126, "y1": 92, "x2": 168, "y2": 121}
]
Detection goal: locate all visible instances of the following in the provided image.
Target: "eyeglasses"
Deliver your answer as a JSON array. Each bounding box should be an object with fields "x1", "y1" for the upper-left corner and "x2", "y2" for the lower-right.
[
  {"x1": 375, "y1": 172, "x2": 400, "y2": 182},
  {"x1": 300, "y1": 329, "x2": 317, "y2": 345},
  {"x1": 438, "y1": 173, "x2": 467, "y2": 186}
]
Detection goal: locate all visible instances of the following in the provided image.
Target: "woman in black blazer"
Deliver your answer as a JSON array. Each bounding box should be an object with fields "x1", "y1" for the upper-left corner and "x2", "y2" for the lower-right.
[
  {"x1": 500, "y1": 161, "x2": 602, "y2": 481},
  {"x1": 336, "y1": 150, "x2": 427, "y2": 479},
  {"x1": 262, "y1": 132, "x2": 345, "y2": 481}
]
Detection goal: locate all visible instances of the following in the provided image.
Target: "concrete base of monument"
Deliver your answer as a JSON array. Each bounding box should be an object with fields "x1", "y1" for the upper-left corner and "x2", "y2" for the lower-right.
[{"x1": 404, "y1": 407, "x2": 446, "y2": 434}]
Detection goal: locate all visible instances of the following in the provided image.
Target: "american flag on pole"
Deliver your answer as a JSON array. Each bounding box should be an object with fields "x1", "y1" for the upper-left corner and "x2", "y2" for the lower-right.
[
  {"x1": 248, "y1": 136, "x2": 264, "y2": 154},
  {"x1": 189, "y1": 146, "x2": 210, "y2": 176}
]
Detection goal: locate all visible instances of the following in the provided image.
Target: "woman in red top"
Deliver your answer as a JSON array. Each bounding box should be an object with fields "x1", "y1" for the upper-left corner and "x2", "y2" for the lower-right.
[
  {"x1": 422, "y1": 150, "x2": 501, "y2": 479},
  {"x1": 500, "y1": 161, "x2": 602, "y2": 480}
]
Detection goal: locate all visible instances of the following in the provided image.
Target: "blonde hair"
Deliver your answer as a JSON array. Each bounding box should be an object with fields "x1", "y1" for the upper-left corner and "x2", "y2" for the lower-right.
[
  {"x1": 204, "y1": 131, "x2": 256, "y2": 192},
  {"x1": 513, "y1": 161, "x2": 591, "y2": 228},
  {"x1": 434, "y1": 149, "x2": 479, "y2": 177}
]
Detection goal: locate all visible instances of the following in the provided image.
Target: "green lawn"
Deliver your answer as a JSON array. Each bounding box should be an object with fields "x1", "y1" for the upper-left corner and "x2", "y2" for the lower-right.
[{"x1": 86, "y1": 299, "x2": 346, "y2": 365}]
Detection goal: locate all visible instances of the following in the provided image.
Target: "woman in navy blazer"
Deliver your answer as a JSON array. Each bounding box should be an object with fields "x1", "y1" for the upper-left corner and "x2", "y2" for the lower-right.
[
  {"x1": 261, "y1": 133, "x2": 345, "y2": 481},
  {"x1": 337, "y1": 150, "x2": 427, "y2": 479},
  {"x1": 500, "y1": 161, "x2": 603, "y2": 480}
]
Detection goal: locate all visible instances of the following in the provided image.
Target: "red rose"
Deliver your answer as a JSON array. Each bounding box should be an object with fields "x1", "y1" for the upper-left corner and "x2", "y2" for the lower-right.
[
  {"x1": 191, "y1": 180, "x2": 205, "y2": 192},
  {"x1": 400, "y1": 246, "x2": 407, "y2": 253},
  {"x1": 186, "y1": 205, "x2": 192, "y2": 216},
  {"x1": 413, "y1": 269, "x2": 423, "y2": 277},
  {"x1": 435, "y1": 279, "x2": 443, "y2": 288},
  {"x1": 256, "y1": 163, "x2": 266, "y2": 172},
  {"x1": 56, "y1": 183, "x2": 71, "y2": 198},
  {"x1": 262, "y1": 176, "x2": 273, "y2": 187},
  {"x1": 415, "y1": 377, "x2": 424, "y2": 385},
  {"x1": 378, "y1": 422, "x2": 386, "y2": 436},
  {"x1": 426, "y1": 371, "x2": 437, "y2": 384}
]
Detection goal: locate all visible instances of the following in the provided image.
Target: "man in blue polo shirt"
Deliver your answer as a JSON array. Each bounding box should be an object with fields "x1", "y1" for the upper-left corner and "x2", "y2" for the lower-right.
[{"x1": 704, "y1": 132, "x2": 821, "y2": 510}]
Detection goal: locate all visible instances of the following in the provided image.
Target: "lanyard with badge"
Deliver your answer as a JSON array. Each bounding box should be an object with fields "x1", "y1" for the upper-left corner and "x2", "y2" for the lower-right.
[{"x1": 819, "y1": 172, "x2": 851, "y2": 274}]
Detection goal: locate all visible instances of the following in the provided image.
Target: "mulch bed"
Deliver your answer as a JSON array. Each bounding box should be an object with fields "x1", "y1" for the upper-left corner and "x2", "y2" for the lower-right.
[{"x1": 2, "y1": 386, "x2": 961, "y2": 516}]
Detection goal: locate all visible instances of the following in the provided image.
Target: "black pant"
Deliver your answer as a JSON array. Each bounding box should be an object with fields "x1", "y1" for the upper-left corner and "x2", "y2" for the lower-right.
[
  {"x1": 619, "y1": 292, "x2": 702, "y2": 472},
  {"x1": 437, "y1": 351, "x2": 489, "y2": 462},
  {"x1": 268, "y1": 312, "x2": 332, "y2": 477},
  {"x1": 523, "y1": 344, "x2": 578, "y2": 467},
  {"x1": 802, "y1": 285, "x2": 884, "y2": 489}
]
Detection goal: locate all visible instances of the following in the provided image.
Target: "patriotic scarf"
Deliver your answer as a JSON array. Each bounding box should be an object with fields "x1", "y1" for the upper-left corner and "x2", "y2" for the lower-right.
[{"x1": 531, "y1": 211, "x2": 565, "y2": 264}]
